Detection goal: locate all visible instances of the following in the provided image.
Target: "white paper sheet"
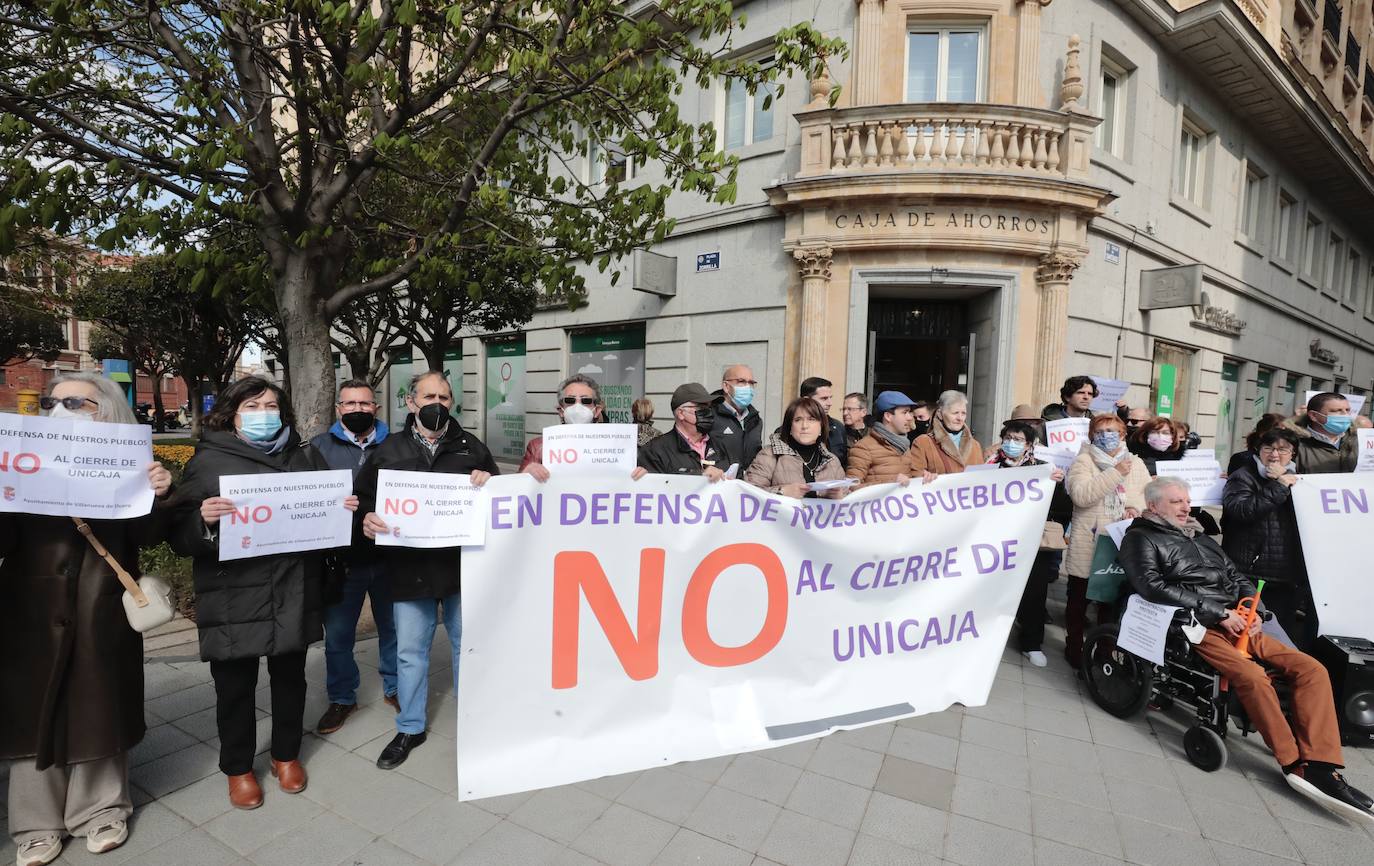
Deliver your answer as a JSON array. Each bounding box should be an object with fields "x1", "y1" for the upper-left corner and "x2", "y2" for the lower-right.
[
  {"x1": 373, "y1": 469, "x2": 487, "y2": 548},
  {"x1": 218, "y1": 470, "x2": 353, "y2": 561},
  {"x1": 1115, "y1": 594, "x2": 1180, "y2": 665}
]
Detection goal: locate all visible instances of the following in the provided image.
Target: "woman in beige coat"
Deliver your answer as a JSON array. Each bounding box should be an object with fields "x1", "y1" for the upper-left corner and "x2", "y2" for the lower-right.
[
  {"x1": 746, "y1": 397, "x2": 848, "y2": 498},
  {"x1": 1063, "y1": 414, "x2": 1150, "y2": 668}
]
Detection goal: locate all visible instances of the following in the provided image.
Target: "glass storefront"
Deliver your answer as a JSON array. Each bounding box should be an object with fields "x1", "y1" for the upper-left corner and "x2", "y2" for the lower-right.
[
  {"x1": 485, "y1": 337, "x2": 527, "y2": 461},
  {"x1": 569, "y1": 325, "x2": 646, "y2": 424}
]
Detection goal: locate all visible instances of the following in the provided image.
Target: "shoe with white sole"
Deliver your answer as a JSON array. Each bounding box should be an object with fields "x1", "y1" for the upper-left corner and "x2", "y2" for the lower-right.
[
  {"x1": 16, "y1": 834, "x2": 62, "y2": 866},
  {"x1": 86, "y1": 820, "x2": 127, "y2": 854},
  {"x1": 1022, "y1": 650, "x2": 1048, "y2": 668},
  {"x1": 1286, "y1": 766, "x2": 1374, "y2": 826}
]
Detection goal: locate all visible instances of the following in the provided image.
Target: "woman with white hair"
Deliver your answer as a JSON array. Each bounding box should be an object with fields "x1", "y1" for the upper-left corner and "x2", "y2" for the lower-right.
[
  {"x1": 0, "y1": 372, "x2": 173, "y2": 865},
  {"x1": 908, "y1": 390, "x2": 984, "y2": 475}
]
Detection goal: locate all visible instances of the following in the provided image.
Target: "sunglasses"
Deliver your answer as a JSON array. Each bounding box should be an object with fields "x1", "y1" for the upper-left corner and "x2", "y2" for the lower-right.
[
  {"x1": 40, "y1": 396, "x2": 97, "y2": 411},
  {"x1": 560, "y1": 396, "x2": 598, "y2": 406}
]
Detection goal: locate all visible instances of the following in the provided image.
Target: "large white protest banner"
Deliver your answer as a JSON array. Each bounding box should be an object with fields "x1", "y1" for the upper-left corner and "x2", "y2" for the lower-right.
[
  {"x1": 218, "y1": 470, "x2": 352, "y2": 561},
  {"x1": 1304, "y1": 390, "x2": 1366, "y2": 417},
  {"x1": 373, "y1": 469, "x2": 486, "y2": 548},
  {"x1": 1154, "y1": 458, "x2": 1226, "y2": 505},
  {"x1": 0, "y1": 414, "x2": 154, "y2": 519},
  {"x1": 1291, "y1": 473, "x2": 1374, "y2": 638},
  {"x1": 1041, "y1": 418, "x2": 1089, "y2": 471},
  {"x1": 1089, "y1": 377, "x2": 1130, "y2": 414},
  {"x1": 541, "y1": 423, "x2": 638, "y2": 476},
  {"x1": 457, "y1": 469, "x2": 1052, "y2": 800}
]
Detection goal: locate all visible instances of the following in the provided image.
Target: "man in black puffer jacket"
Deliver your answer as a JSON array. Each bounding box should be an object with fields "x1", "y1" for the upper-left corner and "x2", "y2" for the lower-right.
[
  {"x1": 1221, "y1": 427, "x2": 1310, "y2": 649},
  {"x1": 1121, "y1": 476, "x2": 1373, "y2": 826},
  {"x1": 354, "y1": 370, "x2": 498, "y2": 771}
]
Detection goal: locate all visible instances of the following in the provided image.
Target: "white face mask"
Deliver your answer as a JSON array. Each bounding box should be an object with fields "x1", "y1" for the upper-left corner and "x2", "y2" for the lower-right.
[
  {"x1": 562, "y1": 403, "x2": 595, "y2": 425},
  {"x1": 48, "y1": 404, "x2": 90, "y2": 420}
]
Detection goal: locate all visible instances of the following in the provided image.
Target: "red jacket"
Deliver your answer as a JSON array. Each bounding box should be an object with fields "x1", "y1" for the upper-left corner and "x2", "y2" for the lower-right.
[{"x1": 518, "y1": 436, "x2": 542, "y2": 471}]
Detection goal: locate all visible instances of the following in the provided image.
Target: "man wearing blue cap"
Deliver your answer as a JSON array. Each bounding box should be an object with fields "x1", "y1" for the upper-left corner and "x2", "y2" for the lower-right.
[{"x1": 846, "y1": 390, "x2": 922, "y2": 486}]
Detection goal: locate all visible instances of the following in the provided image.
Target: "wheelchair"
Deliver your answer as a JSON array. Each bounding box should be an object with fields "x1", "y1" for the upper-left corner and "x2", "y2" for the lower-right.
[{"x1": 1081, "y1": 616, "x2": 1289, "y2": 772}]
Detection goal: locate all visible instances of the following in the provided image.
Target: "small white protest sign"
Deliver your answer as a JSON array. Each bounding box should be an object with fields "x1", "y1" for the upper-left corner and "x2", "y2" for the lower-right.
[
  {"x1": 0, "y1": 414, "x2": 154, "y2": 519},
  {"x1": 374, "y1": 469, "x2": 486, "y2": 548},
  {"x1": 219, "y1": 470, "x2": 353, "y2": 561},
  {"x1": 1041, "y1": 418, "x2": 1090, "y2": 472},
  {"x1": 1358, "y1": 429, "x2": 1374, "y2": 472},
  {"x1": 1089, "y1": 377, "x2": 1130, "y2": 414},
  {"x1": 1154, "y1": 459, "x2": 1226, "y2": 506},
  {"x1": 540, "y1": 423, "x2": 638, "y2": 476},
  {"x1": 1304, "y1": 391, "x2": 1366, "y2": 417},
  {"x1": 1115, "y1": 594, "x2": 1180, "y2": 665},
  {"x1": 1105, "y1": 518, "x2": 1135, "y2": 549}
]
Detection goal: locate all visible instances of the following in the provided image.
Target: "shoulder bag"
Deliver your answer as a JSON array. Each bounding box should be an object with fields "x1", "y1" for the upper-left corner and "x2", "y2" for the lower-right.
[{"x1": 72, "y1": 517, "x2": 175, "y2": 633}]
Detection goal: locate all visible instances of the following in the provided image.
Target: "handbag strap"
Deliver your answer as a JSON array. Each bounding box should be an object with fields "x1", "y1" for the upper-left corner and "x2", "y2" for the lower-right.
[{"x1": 71, "y1": 517, "x2": 149, "y2": 607}]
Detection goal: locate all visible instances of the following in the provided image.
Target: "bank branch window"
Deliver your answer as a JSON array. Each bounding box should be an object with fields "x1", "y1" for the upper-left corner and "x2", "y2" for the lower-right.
[
  {"x1": 1239, "y1": 163, "x2": 1267, "y2": 245},
  {"x1": 906, "y1": 27, "x2": 985, "y2": 102},
  {"x1": 1095, "y1": 56, "x2": 1129, "y2": 158},
  {"x1": 1275, "y1": 190, "x2": 1297, "y2": 262},
  {"x1": 1303, "y1": 214, "x2": 1324, "y2": 282},
  {"x1": 1347, "y1": 249, "x2": 1362, "y2": 307},
  {"x1": 1175, "y1": 113, "x2": 1210, "y2": 206},
  {"x1": 723, "y1": 63, "x2": 777, "y2": 149}
]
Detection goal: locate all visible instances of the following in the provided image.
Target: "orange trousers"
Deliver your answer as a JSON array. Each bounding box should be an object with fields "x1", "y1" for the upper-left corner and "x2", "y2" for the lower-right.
[{"x1": 1192, "y1": 629, "x2": 1343, "y2": 768}]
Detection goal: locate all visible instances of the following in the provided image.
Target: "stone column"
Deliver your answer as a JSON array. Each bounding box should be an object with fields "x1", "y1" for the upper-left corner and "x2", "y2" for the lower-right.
[
  {"x1": 794, "y1": 246, "x2": 834, "y2": 379},
  {"x1": 853, "y1": 0, "x2": 885, "y2": 106},
  {"x1": 1015, "y1": 0, "x2": 1053, "y2": 107},
  {"x1": 1032, "y1": 252, "x2": 1082, "y2": 406}
]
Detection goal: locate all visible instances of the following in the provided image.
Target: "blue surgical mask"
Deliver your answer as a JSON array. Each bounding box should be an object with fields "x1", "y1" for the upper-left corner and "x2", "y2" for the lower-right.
[
  {"x1": 732, "y1": 385, "x2": 755, "y2": 409},
  {"x1": 1322, "y1": 413, "x2": 1353, "y2": 436},
  {"x1": 1092, "y1": 432, "x2": 1121, "y2": 453},
  {"x1": 239, "y1": 411, "x2": 282, "y2": 441},
  {"x1": 1001, "y1": 439, "x2": 1026, "y2": 458}
]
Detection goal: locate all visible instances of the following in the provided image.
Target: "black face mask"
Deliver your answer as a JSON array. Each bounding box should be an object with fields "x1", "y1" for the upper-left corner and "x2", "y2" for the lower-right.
[
  {"x1": 911, "y1": 420, "x2": 931, "y2": 438},
  {"x1": 341, "y1": 411, "x2": 375, "y2": 435},
  {"x1": 416, "y1": 403, "x2": 450, "y2": 433},
  {"x1": 693, "y1": 406, "x2": 716, "y2": 436}
]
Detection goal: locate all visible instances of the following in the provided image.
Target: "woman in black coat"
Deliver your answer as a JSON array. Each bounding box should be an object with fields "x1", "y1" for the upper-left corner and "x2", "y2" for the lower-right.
[
  {"x1": 1220, "y1": 427, "x2": 1311, "y2": 648},
  {"x1": 170, "y1": 376, "x2": 357, "y2": 810},
  {"x1": 1, "y1": 372, "x2": 173, "y2": 863}
]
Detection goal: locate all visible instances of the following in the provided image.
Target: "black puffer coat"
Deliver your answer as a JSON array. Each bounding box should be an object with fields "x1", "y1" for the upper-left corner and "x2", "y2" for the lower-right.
[
  {"x1": 169, "y1": 430, "x2": 329, "y2": 661},
  {"x1": 1220, "y1": 459, "x2": 1303, "y2": 586},
  {"x1": 353, "y1": 416, "x2": 499, "y2": 602},
  {"x1": 1118, "y1": 514, "x2": 1262, "y2": 627},
  {"x1": 0, "y1": 507, "x2": 170, "y2": 768}
]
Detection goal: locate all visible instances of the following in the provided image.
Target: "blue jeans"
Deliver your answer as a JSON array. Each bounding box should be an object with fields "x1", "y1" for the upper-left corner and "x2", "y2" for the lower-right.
[
  {"x1": 323, "y1": 559, "x2": 397, "y2": 705},
  {"x1": 393, "y1": 594, "x2": 461, "y2": 735}
]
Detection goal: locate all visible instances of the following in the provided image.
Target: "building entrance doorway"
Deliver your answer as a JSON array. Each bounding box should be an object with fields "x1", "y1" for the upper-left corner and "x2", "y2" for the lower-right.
[{"x1": 867, "y1": 298, "x2": 971, "y2": 408}]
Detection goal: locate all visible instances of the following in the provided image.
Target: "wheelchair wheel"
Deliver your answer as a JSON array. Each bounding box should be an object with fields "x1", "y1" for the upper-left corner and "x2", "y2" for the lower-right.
[
  {"x1": 1083, "y1": 624, "x2": 1154, "y2": 718},
  {"x1": 1183, "y1": 725, "x2": 1227, "y2": 772}
]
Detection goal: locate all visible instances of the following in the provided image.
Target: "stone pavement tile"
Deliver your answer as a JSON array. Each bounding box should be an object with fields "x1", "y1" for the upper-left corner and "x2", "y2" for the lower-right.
[
  {"x1": 389, "y1": 799, "x2": 499, "y2": 864},
  {"x1": 1173, "y1": 762, "x2": 1268, "y2": 811},
  {"x1": 158, "y1": 771, "x2": 236, "y2": 826},
  {"x1": 1021, "y1": 663, "x2": 1081, "y2": 695},
  {"x1": 962, "y1": 695, "x2": 1024, "y2": 727},
  {"x1": 1094, "y1": 743, "x2": 1180, "y2": 790},
  {"x1": 145, "y1": 681, "x2": 218, "y2": 722},
  {"x1": 315, "y1": 702, "x2": 399, "y2": 752},
  {"x1": 682, "y1": 785, "x2": 782, "y2": 851},
  {"x1": 858, "y1": 791, "x2": 947, "y2": 854},
  {"x1": 808, "y1": 739, "x2": 885, "y2": 788},
  {"x1": 394, "y1": 732, "x2": 458, "y2": 794},
  {"x1": 468, "y1": 790, "x2": 534, "y2": 818},
  {"x1": 717, "y1": 754, "x2": 803, "y2": 806},
  {"x1": 960, "y1": 716, "x2": 1028, "y2": 757},
  {"x1": 847, "y1": 833, "x2": 941, "y2": 866},
  {"x1": 955, "y1": 740, "x2": 1029, "y2": 790},
  {"x1": 571, "y1": 802, "x2": 677, "y2": 866},
  {"x1": 201, "y1": 789, "x2": 325, "y2": 856},
  {"x1": 1031, "y1": 838, "x2": 1127, "y2": 866},
  {"x1": 996, "y1": 660, "x2": 1024, "y2": 683},
  {"x1": 1027, "y1": 758, "x2": 1109, "y2": 808},
  {"x1": 144, "y1": 664, "x2": 208, "y2": 700},
  {"x1": 250, "y1": 811, "x2": 374, "y2": 866},
  {"x1": 1252, "y1": 780, "x2": 1353, "y2": 832},
  {"x1": 429, "y1": 697, "x2": 459, "y2": 740},
  {"x1": 1023, "y1": 682, "x2": 1087, "y2": 712},
  {"x1": 618, "y1": 768, "x2": 713, "y2": 825},
  {"x1": 1023, "y1": 704, "x2": 1092, "y2": 741},
  {"x1": 1104, "y1": 775, "x2": 1198, "y2": 832},
  {"x1": 1188, "y1": 796, "x2": 1301, "y2": 860},
  {"x1": 873, "y1": 755, "x2": 955, "y2": 812},
  {"x1": 989, "y1": 677, "x2": 1025, "y2": 703},
  {"x1": 950, "y1": 774, "x2": 1030, "y2": 833},
  {"x1": 124, "y1": 828, "x2": 240, "y2": 866},
  {"x1": 754, "y1": 809, "x2": 855, "y2": 866},
  {"x1": 1085, "y1": 716, "x2": 1164, "y2": 757},
  {"x1": 1025, "y1": 730, "x2": 1101, "y2": 773},
  {"x1": 129, "y1": 741, "x2": 220, "y2": 799},
  {"x1": 1114, "y1": 814, "x2": 1218, "y2": 866},
  {"x1": 897, "y1": 708, "x2": 963, "y2": 740},
  {"x1": 130, "y1": 723, "x2": 200, "y2": 768},
  {"x1": 783, "y1": 771, "x2": 870, "y2": 830},
  {"x1": 1029, "y1": 797, "x2": 1123, "y2": 860},
  {"x1": 886, "y1": 726, "x2": 960, "y2": 772},
  {"x1": 1207, "y1": 841, "x2": 1302, "y2": 866},
  {"x1": 1276, "y1": 816, "x2": 1374, "y2": 866},
  {"x1": 651, "y1": 828, "x2": 753, "y2": 866},
  {"x1": 575, "y1": 771, "x2": 641, "y2": 802},
  {"x1": 507, "y1": 784, "x2": 613, "y2": 845},
  {"x1": 830, "y1": 723, "x2": 895, "y2": 754},
  {"x1": 942, "y1": 814, "x2": 1033, "y2": 866},
  {"x1": 299, "y1": 750, "x2": 382, "y2": 810},
  {"x1": 171, "y1": 706, "x2": 227, "y2": 742},
  {"x1": 760, "y1": 739, "x2": 818, "y2": 769},
  {"x1": 54, "y1": 802, "x2": 191, "y2": 866},
  {"x1": 315, "y1": 762, "x2": 443, "y2": 835},
  {"x1": 673, "y1": 755, "x2": 732, "y2": 784},
  {"x1": 337, "y1": 838, "x2": 427, "y2": 866}
]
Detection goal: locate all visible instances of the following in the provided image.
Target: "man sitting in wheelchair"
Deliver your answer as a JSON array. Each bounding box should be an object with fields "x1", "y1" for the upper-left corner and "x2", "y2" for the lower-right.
[{"x1": 1119, "y1": 477, "x2": 1374, "y2": 825}]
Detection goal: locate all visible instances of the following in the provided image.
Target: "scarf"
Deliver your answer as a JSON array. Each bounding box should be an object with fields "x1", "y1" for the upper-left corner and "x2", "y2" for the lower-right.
[
  {"x1": 1143, "y1": 510, "x2": 1205, "y2": 538},
  {"x1": 238, "y1": 424, "x2": 293, "y2": 456},
  {"x1": 1086, "y1": 442, "x2": 1131, "y2": 521},
  {"x1": 1252, "y1": 455, "x2": 1296, "y2": 479},
  {"x1": 871, "y1": 423, "x2": 910, "y2": 454}
]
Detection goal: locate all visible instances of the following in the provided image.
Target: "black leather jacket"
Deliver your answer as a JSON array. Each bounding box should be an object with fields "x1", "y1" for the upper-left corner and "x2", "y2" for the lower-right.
[{"x1": 1118, "y1": 514, "x2": 1263, "y2": 627}]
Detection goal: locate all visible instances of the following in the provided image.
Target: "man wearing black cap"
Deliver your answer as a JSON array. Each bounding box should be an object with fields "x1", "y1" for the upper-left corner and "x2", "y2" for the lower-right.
[{"x1": 638, "y1": 383, "x2": 729, "y2": 478}]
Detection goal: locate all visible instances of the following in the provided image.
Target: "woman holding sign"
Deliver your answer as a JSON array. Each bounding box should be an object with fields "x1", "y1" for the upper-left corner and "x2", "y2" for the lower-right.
[
  {"x1": 1, "y1": 373, "x2": 173, "y2": 864},
  {"x1": 169, "y1": 377, "x2": 357, "y2": 811},
  {"x1": 1063, "y1": 415, "x2": 1150, "y2": 669},
  {"x1": 746, "y1": 397, "x2": 849, "y2": 498}
]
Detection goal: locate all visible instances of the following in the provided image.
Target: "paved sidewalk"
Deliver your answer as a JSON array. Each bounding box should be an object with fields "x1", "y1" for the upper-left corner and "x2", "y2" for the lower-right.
[{"x1": 4, "y1": 593, "x2": 1374, "y2": 865}]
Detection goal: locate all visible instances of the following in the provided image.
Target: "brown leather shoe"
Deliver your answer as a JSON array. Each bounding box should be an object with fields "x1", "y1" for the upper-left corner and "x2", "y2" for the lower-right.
[
  {"x1": 270, "y1": 759, "x2": 307, "y2": 794},
  {"x1": 316, "y1": 702, "x2": 356, "y2": 734},
  {"x1": 383, "y1": 693, "x2": 400, "y2": 713},
  {"x1": 227, "y1": 772, "x2": 263, "y2": 810}
]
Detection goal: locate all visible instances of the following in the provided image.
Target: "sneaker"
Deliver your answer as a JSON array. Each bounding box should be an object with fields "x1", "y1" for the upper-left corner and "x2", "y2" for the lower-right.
[
  {"x1": 1285, "y1": 764, "x2": 1374, "y2": 825},
  {"x1": 1022, "y1": 650, "x2": 1048, "y2": 668},
  {"x1": 16, "y1": 835, "x2": 62, "y2": 866},
  {"x1": 86, "y1": 821, "x2": 127, "y2": 854},
  {"x1": 315, "y1": 702, "x2": 356, "y2": 734}
]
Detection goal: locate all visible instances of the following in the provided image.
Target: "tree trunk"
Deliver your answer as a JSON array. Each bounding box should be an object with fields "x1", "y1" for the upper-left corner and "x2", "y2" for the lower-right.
[
  {"x1": 151, "y1": 378, "x2": 166, "y2": 434},
  {"x1": 276, "y1": 259, "x2": 335, "y2": 439},
  {"x1": 186, "y1": 378, "x2": 204, "y2": 438}
]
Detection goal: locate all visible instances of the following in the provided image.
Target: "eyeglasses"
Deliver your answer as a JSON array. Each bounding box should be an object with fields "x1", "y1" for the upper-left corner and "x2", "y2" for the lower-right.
[
  {"x1": 560, "y1": 396, "x2": 597, "y2": 406},
  {"x1": 1260, "y1": 445, "x2": 1295, "y2": 455},
  {"x1": 337, "y1": 401, "x2": 377, "y2": 410},
  {"x1": 40, "y1": 396, "x2": 97, "y2": 411},
  {"x1": 727, "y1": 378, "x2": 758, "y2": 387}
]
